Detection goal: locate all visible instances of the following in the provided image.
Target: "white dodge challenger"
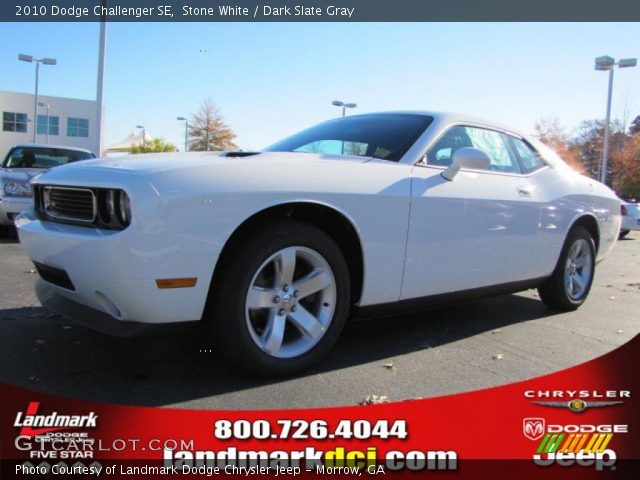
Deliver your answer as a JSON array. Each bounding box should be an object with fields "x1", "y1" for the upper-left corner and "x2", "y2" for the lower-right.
[{"x1": 16, "y1": 112, "x2": 620, "y2": 375}]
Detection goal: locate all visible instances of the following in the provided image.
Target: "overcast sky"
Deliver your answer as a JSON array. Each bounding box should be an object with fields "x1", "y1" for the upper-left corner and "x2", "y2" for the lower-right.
[{"x1": 1, "y1": 22, "x2": 638, "y2": 150}]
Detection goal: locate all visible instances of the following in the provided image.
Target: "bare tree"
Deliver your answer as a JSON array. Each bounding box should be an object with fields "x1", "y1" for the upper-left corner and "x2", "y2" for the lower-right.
[{"x1": 189, "y1": 99, "x2": 238, "y2": 151}]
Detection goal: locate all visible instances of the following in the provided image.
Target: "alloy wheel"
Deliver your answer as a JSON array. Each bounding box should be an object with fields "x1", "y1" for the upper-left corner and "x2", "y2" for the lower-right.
[
  {"x1": 563, "y1": 238, "x2": 593, "y2": 301},
  {"x1": 245, "y1": 246, "x2": 336, "y2": 358}
]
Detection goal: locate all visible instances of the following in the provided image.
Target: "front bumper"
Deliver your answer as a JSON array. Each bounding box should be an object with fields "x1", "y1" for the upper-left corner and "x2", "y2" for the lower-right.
[
  {"x1": 35, "y1": 279, "x2": 199, "y2": 336},
  {"x1": 0, "y1": 195, "x2": 32, "y2": 225},
  {"x1": 16, "y1": 211, "x2": 218, "y2": 326}
]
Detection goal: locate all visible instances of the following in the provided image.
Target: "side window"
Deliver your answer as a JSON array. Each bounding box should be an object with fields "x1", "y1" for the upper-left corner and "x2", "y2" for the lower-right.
[
  {"x1": 426, "y1": 126, "x2": 473, "y2": 166},
  {"x1": 510, "y1": 137, "x2": 545, "y2": 174},
  {"x1": 427, "y1": 125, "x2": 521, "y2": 173},
  {"x1": 464, "y1": 127, "x2": 521, "y2": 173}
]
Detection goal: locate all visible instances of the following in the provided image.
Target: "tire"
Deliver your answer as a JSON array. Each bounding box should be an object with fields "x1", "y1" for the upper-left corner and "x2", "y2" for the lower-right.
[
  {"x1": 619, "y1": 229, "x2": 630, "y2": 240},
  {"x1": 207, "y1": 220, "x2": 350, "y2": 376},
  {"x1": 538, "y1": 226, "x2": 595, "y2": 311}
]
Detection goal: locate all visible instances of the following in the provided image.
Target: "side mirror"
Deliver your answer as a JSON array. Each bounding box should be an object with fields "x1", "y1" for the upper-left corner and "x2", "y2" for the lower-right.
[{"x1": 441, "y1": 147, "x2": 490, "y2": 181}]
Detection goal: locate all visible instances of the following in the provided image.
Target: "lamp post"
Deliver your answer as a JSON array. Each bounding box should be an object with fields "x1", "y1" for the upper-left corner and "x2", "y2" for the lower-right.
[
  {"x1": 37, "y1": 102, "x2": 50, "y2": 144},
  {"x1": 331, "y1": 100, "x2": 357, "y2": 117},
  {"x1": 177, "y1": 117, "x2": 189, "y2": 152},
  {"x1": 136, "y1": 125, "x2": 146, "y2": 148},
  {"x1": 595, "y1": 55, "x2": 637, "y2": 185},
  {"x1": 18, "y1": 54, "x2": 57, "y2": 143}
]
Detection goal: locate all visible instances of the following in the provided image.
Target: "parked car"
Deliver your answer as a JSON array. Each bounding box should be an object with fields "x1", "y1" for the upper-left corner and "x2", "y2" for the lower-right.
[
  {"x1": 16, "y1": 112, "x2": 621, "y2": 375},
  {"x1": 619, "y1": 200, "x2": 640, "y2": 239},
  {"x1": 0, "y1": 144, "x2": 95, "y2": 236}
]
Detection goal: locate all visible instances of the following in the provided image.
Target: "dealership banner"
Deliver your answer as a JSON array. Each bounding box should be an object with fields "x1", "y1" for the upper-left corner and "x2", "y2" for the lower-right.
[
  {"x1": 2, "y1": 0, "x2": 640, "y2": 22},
  {"x1": 1, "y1": 335, "x2": 638, "y2": 479}
]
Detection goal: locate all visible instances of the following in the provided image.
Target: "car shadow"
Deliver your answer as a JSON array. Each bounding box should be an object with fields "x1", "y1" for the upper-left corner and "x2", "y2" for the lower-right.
[
  {"x1": 0, "y1": 235, "x2": 19, "y2": 244},
  {"x1": 0, "y1": 292, "x2": 559, "y2": 407}
]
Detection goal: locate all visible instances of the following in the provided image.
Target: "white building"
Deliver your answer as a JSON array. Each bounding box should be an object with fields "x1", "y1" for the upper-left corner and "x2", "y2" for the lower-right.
[{"x1": 0, "y1": 91, "x2": 102, "y2": 158}]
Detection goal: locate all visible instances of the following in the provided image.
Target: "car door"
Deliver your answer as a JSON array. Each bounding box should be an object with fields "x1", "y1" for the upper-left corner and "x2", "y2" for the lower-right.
[{"x1": 400, "y1": 125, "x2": 544, "y2": 300}]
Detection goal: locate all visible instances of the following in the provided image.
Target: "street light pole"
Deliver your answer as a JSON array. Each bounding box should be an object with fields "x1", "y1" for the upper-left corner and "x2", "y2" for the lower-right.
[
  {"x1": 177, "y1": 117, "x2": 189, "y2": 152},
  {"x1": 595, "y1": 55, "x2": 637, "y2": 185},
  {"x1": 331, "y1": 100, "x2": 358, "y2": 154},
  {"x1": 96, "y1": 11, "x2": 108, "y2": 157},
  {"x1": 601, "y1": 67, "x2": 614, "y2": 185},
  {"x1": 34, "y1": 61, "x2": 39, "y2": 143},
  {"x1": 331, "y1": 100, "x2": 357, "y2": 117},
  {"x1": 18, "y1": 54, "x2": 57, "y2": 144}
]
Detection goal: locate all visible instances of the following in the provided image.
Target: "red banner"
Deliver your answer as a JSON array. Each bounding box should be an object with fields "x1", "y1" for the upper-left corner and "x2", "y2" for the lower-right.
[{"x1": 2, "y1": 334, "x2": 639, "y2": 479}]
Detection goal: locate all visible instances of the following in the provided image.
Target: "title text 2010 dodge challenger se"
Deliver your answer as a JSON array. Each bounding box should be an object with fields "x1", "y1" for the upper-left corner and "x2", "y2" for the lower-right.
[{"x1": 16, "y1": 112, "x2": 620, "y2": 375}]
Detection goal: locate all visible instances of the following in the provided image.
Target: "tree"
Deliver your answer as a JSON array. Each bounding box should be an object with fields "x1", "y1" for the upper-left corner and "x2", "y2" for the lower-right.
[
  {"x1": 535, "y1": 115, "x2": 640, "y2": 196},
  {"x1": 533, "y1": 117, "x2": 582, "y2": 172},
  {"x1": 188, "y1": 99, "x2": 238, "y2": 151},
  {"x1": 130, "y1": 138, "x2": 177, "y2": 154},
  {"x1": 613, "y1": 133, "x2": 640, "y2": 199},
  {"x1": 569, "y1": 119, "x2": 626, "y2": 185},
  {"x1": 630, "y1": 115, "x2": 640, "y2": 135}
]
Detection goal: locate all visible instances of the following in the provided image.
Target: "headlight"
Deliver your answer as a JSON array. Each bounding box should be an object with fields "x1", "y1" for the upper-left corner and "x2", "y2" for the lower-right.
[
  {"x1": 118, "y1": 190, "x2": 131, "y2": 226},
  {"x1": 3, "y1": 181, "x2": 32, "y2": 197},
  {"x1": 95, "y1": 188, "x2": 131, "y2": 229}
]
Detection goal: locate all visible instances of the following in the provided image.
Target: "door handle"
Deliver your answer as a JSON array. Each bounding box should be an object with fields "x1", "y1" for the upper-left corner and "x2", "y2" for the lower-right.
[{"x1": 517, "y1": 186, "x2": 534, "y2": 197}]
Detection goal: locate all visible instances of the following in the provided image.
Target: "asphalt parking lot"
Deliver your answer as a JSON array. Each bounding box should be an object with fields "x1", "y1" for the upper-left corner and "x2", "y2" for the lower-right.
[{"x1": 1, "y1": 232, "x2": 639, "y2": 410}]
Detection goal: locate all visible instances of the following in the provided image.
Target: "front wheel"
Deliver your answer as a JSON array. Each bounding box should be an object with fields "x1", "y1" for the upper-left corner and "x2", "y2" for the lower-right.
[
  {"x1": 207, "y1": 220, "x2": 350, "y2": 376},
  {"x1": 538, "y1": 226, "x2": 595, "y2": 311}
]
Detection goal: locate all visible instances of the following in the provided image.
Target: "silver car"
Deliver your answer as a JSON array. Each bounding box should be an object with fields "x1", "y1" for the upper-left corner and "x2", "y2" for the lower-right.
[{"x1": 0, "y1": 144, "x2": 95, "y2": 235}]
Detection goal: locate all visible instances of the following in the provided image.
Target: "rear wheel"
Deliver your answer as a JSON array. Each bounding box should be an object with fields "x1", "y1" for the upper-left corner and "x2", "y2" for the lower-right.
[
  {"x1": 207, "y1": 220, "x2": 350, "y2": 376},
  {"x1": 538, "y1": 226, "x2": 595, "y2": 311},
  {"x1": 619, "y1": 229, "x2": 630, "y2": 240}
]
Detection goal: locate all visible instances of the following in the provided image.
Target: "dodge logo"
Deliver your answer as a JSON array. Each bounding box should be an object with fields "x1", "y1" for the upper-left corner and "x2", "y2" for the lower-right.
[{"x1": 523, "y1": 417, "x2": 545, "y2": 440}]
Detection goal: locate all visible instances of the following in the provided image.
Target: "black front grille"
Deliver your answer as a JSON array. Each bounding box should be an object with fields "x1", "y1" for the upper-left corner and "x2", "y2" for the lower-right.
[
  {"x1": 42, "y1": 186, "x2": 96, "y2": 223},
  {"x1": 33, "y1": 262, "x2": 75, "y2": 291}
]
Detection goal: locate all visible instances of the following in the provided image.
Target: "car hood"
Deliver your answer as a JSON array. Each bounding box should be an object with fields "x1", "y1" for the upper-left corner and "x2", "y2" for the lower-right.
[
  {"x1": 52, "y1": 151, "x2": 371, "y2": 174},
  {"x1": 0, "y1": 168, "x2": 43, "y2": 182}
]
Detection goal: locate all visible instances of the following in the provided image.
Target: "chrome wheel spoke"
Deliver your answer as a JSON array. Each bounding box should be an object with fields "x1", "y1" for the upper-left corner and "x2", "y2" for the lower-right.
[
  {"x1": 573, "y1": 273, "x2": 586, "y2": 292},
  {"x1": 288, "y1": 305, "x2": 324, "y2": 340},
  {"x1": 275, "y1": 248, "x2": 297, "y2": 287},
  {"x1": 262, "y1": 312, "x2": 286, "y2": 354},
  {"x1": 565, "y1": 275, "x2": 573, "y2": 295},
  {"x1": 569, "y1": 242, "x2": 580, "y2": 259},
  {"x1": 247, "y1": 287, "x2": 276, "y2": 309},
  {"x1": 574, "y1": 254, "x2": 588, "y2": 268},
  {"x1": 293, "y1": 269, "x2": 332, "y2": 299}
]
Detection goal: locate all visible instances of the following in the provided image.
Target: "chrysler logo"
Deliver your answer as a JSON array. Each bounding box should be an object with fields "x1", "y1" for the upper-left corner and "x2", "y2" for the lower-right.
[{"x1": 523, "y1": 417, "x2": 545, "y2": 441}]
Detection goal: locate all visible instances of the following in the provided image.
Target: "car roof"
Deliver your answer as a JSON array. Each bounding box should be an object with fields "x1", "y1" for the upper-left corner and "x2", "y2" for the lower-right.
[{"x1": 9, "y1": 144, "x2": 94, "y2": 154}]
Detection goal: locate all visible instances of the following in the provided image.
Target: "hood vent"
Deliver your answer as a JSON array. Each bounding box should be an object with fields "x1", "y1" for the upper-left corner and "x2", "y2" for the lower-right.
[{"x1": 224, "y1": 151, "x2": 260, "y2": 158}]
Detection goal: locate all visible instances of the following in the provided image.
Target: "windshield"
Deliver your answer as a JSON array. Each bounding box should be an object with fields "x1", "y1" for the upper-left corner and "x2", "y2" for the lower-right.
[
  {"x1": 265, "y1": 113, "x2": 433, "y2": 162},
  {"x1": 2, "y1": 146, "x2": 95, "y2": 169}
]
